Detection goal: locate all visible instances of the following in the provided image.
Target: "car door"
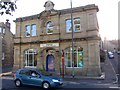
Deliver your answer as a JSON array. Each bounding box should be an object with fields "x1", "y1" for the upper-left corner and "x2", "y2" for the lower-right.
[
  {"x1": 28, "y1": 70, "x2": 43, "y2": 86},
  {"x1": 19, "y1": 70, "x2": 32, "y2": 85}
]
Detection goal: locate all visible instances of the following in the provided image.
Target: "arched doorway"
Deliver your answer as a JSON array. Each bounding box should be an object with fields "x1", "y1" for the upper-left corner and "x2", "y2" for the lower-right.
[{"x1": 46, "y1": 55, "x2": 55, "y2": 71}]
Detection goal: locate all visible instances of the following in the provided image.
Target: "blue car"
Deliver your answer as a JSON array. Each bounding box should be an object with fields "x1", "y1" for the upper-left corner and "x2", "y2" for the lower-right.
[{"x1": 14, "y1": 68, "x2": 63, "y2": 89}]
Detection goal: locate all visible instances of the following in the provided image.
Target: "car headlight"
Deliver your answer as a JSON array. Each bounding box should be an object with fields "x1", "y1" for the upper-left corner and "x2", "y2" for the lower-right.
[{"x1": 52, "y1": 79, "x2": 59, "y2": 82}]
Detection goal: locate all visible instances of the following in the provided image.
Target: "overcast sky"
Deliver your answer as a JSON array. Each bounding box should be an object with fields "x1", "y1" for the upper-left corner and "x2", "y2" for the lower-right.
[{"x1": 0, "y1": 0, "x2": 119, "y2": 40}]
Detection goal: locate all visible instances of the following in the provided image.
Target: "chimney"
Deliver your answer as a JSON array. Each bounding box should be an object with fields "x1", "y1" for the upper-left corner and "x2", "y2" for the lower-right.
[{"x1": 5, "y1": 19, "x2": 11, "y2": 29}]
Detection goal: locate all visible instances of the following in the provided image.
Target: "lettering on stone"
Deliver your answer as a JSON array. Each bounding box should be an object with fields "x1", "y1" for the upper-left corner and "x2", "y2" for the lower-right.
[{"x1": 40, "y1": 43, "x2": 59, "y2": 48}]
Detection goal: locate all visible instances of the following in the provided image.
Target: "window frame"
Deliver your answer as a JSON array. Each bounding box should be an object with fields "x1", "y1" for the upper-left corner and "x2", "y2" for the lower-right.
[
  {"x1": 25, "y1": 25, "x2": 31, "y2": 37},
  {"x1": 65, "y1": 19, "x2": 72, "y2": 32},
  {"x1": 31, "y1": 24, "x2": 37, "y2": 36},
  {"x1": 3, "y1": 28, "x2": 5, "y2": 34},
  {"x1": 46, "y1": 21, "x2": 54, "y2": 34},
  {"x1": 24, "y1": 49, "x2": 37, "y2": 67},
  {"x1": 74, "y1": 17, "x2": 81, "y2": 32},
  {"x1": 2, "y1": 53, "x2": 5, "y2": 60},
  {"x1": 64, "y1": 47, "x2": 84, "y2": 68},
  {"x1": 25, "y1": 24, "x2": 37, "y2": 37},
  {"x1": 66, "y1": 17, "x2": 81, "y2": 33}
]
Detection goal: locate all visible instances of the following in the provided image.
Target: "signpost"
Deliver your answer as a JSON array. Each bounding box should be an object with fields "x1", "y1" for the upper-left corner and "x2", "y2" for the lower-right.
[{"x1": 70, "y1": 0, "x2": 75, "y2": 78}]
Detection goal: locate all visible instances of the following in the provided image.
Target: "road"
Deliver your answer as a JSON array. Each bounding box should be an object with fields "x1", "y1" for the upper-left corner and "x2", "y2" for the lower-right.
[
  {"x1": 1, "y1": 76, "x2": 118, "y2": 90},
  {"x1": 108, "y1": 52, "x2": 120, "y2": 86},
  {"x1": 109, "y1": 53, "x2": 118, "y2": 74}
]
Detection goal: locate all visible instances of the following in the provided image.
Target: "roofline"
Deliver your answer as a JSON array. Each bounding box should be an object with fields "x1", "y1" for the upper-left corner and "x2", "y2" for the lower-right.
[{"x1": 14, "y1": 4, "x2": 99, "y2": 22}]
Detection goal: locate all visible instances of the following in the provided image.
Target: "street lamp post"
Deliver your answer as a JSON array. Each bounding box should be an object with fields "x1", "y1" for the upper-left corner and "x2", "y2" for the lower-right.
[{"x1": 70, "y1": 0, "x2": 74, "y2": 78}]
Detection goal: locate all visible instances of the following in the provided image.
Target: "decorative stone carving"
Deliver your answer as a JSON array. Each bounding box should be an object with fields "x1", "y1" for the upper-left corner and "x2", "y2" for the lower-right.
[{"x1": 44, "y1": 0, "x2": 54, "y2": 11}]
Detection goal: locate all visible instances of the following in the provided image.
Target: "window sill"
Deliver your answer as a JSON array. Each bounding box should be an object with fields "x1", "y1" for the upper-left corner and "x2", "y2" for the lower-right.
[
  {"x1": 66, "y1": 31, "x2": 83, "y2": 34},
  {"x1": 25, "y1": 66, "x2": 37, "y2": 68},
  {"x1": 40, "y1": 33, "x2": 60, "y2": 36}
]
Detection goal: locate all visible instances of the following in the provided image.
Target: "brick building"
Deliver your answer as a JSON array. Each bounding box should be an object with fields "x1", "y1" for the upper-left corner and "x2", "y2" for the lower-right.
[
  {"x1": 0, "y1": 20, "x2": 14, "y2": 67},
  {"x1": 14, "y1": 1, "x2": 101, "y2": 77}
]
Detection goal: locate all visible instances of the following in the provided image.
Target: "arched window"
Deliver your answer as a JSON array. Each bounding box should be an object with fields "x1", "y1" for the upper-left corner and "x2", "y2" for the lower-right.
[
  {"x1": 64, "y1": 47, "x2": 84, "y2": 68},
  {"x1": 24, "y1": 49, "x2": 37, "y2": 67},
  {"x1": 46, "y1": 21, "x2": 54, "y2": 34}
]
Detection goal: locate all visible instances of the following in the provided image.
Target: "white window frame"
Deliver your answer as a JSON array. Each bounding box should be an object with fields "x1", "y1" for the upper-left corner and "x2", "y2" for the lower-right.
[
  {"x1": 25, "y1": 25, "x2": 31, "y2": 37},
  {"x1": 31, "y1": 24, "x2": 37, "y2": 36},
  {"x1": 25, "y1": 49, "x2": 37, "y2": 67},
  {"x1": 46, "y1": 21, "x2": 54, "y2": 34},
  {"x1": 3, "y1": 28, "x2": 5, "y2": 34},
  {"x1": 2, "y1": 53, "x2": 5, "y2": 60},
  {"x1": 66, "y1": 17, "x2": 81, "y2": 33},
  {"x1": 74, "y1": 18, "x2": 81, "y2": 32}
]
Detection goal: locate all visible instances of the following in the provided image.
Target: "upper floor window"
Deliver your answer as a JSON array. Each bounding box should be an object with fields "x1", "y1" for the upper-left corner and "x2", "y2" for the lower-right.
[
  {"x1": 31, "y1": 24, "x2": 36, "y2": 36},
  {"x1": 74, "y1": 18, "x2": 81, "y2": 32},
  {"x1": 66, "y1": 19, "x2": 72, "y2": 32},
  {"x1": 46, "y1": 21, "x2": 54, "y2": 34},
  {"x1": 25, "y1": 25, "x2": 31, "y2": 37},
  {"x1": 66, "y1": 17, "x2": 81, "y2": 32},
  {"x1": 0, "y1": 27, "x2": 6, "y2": 34},
  {"x1": 25, "y1": 24, "x2": 37, "y2": 37}
]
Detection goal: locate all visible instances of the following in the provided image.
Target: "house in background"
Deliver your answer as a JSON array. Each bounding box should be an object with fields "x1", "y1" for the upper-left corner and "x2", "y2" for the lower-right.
[
  {"x1": 103, "y1": 37, "x2": 118, "y2": 52},
  {"x1": 14, "y1": 0, "x2": 101, "y2": 77},
  {"x1": 0, "y1": 20, "x2": 14, "y2": 67}
]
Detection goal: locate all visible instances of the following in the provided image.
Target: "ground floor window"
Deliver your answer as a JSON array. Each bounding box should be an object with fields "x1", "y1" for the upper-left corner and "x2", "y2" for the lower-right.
[
  {"x1": 24, "y1": 49, "x2": 37, "y2": 66},
  {"x1": 65, "y1": 47, "x2": 84, "y2": 68}
]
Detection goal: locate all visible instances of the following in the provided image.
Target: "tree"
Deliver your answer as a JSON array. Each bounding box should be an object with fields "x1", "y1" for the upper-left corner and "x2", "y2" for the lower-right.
[{"x1": 0, "y1": 0, "x2": 17, "y2": 16}]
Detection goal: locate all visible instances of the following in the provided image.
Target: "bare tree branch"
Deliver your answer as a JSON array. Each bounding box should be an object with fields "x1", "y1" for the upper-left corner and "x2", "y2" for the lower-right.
[{"x1": 0, "y1": 0, "x2": 17, "y2": 16}]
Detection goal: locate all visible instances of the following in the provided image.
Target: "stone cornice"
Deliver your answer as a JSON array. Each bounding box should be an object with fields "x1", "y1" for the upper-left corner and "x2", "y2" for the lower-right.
[{"x1": 14, "y1": 36, "x2": 101, "y2": 45}]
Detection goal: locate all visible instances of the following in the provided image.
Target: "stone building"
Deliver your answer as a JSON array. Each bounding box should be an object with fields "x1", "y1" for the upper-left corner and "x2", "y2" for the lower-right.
[
  {"x1": 14, "y1": 1, "x2": 101, "y2": 77},
  {"x1": 0, "y1": 20, "x2": 14, "y2": 67}
]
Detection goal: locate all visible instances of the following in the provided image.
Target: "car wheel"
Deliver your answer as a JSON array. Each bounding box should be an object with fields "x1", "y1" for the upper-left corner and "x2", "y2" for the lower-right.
[
  {"x1": 15, "y1": 79, "x2": 22, "y2": 87},
  {"x1": 42, "y1": 82, "x2": 50, "y2": 89}
]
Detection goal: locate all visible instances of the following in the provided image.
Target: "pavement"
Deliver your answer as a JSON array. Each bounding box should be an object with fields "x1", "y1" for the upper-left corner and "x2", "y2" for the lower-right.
[{"x1": 0, "y1": 58, "x2": 117, "y2": 84}]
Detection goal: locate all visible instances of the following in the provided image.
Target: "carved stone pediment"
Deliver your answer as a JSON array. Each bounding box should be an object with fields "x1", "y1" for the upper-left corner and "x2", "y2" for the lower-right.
[
  {"x1": 39, "y1": 10, "x2": 58, "y2": 28},
  {"x1": 44, "y1": 0, "x2": 54, "y2": 11}
]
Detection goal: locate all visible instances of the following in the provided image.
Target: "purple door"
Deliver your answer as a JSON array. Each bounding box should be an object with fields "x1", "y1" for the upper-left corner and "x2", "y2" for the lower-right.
[{"x1": 46, "y1": 55, "x2": 55, "y2": 71}]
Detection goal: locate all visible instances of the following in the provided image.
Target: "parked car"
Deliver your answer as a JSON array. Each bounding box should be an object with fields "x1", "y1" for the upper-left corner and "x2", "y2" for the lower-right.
[
  {"x1": 117, "y1": 51, "x2": 120, "y2": 55},
  {"x1": 108, "y1": 52, "x2": 114, "y2": 59},
  {"x1": 14, "y1": 68, "x2": 63, "y2": 89}
]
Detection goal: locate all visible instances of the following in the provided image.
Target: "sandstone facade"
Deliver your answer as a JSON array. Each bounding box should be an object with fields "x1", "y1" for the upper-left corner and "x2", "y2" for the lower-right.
[{"x1": 14, "y1": 1, "x2": 101, "y2": 77}]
